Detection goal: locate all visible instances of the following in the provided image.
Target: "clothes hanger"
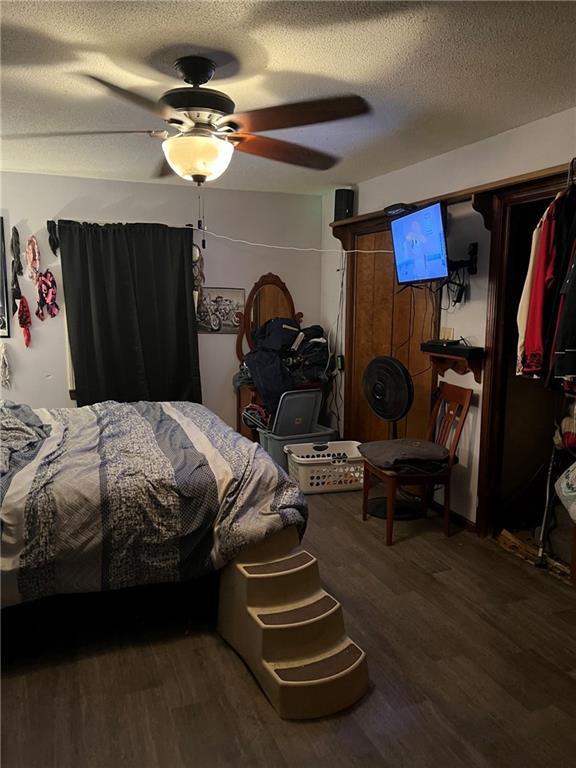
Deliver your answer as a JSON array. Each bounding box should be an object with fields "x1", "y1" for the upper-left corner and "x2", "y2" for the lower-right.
[{"x1": 567, "y1": 157, "x2": 576, "y2": 187}]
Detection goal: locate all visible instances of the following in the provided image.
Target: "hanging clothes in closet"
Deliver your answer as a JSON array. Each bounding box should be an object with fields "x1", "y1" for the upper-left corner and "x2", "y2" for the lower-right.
[
  {"x1": 554, "y1": 208, "x2": 576, "y2": 381},
  {"x1": 516, "y1": 162, "x2": 576, "y2": 386}
]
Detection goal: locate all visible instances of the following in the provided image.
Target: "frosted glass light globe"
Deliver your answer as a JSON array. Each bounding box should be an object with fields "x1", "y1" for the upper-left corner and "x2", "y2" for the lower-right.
[{"x1": 162, "y1": 134, "x2": 234, "y2": 183}]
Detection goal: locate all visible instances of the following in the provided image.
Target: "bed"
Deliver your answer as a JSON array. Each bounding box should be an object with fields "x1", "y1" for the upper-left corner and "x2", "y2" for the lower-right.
[{"x1": 0, "y1": 399, "x2": 307, "y2": 607}]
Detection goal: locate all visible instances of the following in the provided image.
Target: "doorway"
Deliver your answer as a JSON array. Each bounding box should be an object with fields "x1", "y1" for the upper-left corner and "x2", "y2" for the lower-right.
[{"x1": 474, "y1": 170, "x2": 568, "y2": 536}]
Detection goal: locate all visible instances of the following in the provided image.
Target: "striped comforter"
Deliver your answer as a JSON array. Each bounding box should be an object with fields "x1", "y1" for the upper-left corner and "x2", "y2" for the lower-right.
[{"x1": 0, "y1": 400, "x2": 307, "y2": 606}]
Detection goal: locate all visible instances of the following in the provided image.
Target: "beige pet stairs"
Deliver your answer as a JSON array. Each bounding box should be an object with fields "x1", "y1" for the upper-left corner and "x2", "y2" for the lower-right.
[{"x1": 218, "y1": 526, "x2": 369, "y2": 719}]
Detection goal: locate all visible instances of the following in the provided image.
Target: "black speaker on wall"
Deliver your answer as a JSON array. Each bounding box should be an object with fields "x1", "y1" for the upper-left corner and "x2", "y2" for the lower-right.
[{"x1": 334, "y1": 188, "x2": 355, "y2": 221}]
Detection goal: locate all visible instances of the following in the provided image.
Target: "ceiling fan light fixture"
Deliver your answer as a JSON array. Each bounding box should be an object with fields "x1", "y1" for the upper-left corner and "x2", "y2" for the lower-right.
[{"x1": 162, "y1": 134, "x2": 234, "y2": 183}]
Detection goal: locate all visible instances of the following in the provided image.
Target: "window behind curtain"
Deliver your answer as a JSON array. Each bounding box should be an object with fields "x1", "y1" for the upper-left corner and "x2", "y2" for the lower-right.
[{"x1": 59, "y1": 221, "x2": 201, "y2": 407}]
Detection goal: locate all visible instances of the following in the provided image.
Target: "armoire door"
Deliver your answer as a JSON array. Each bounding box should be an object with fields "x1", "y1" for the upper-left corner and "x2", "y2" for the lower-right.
[{"x1": 344, "y1": 229, "x2": 438, "y2": 443}]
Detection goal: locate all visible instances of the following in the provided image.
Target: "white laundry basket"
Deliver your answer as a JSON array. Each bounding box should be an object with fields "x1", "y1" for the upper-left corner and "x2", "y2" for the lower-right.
[{"x1": 284, "y1": 440, "x2": 364, "y2": 494}]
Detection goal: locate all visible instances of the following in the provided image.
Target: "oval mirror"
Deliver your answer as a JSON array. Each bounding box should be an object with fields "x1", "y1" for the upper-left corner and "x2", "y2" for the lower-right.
[
  {"x1": 236, "y1": 273, "x2": 302, "y2": 361},
  {"x1": 250, "y1": 284, "x2": 293, "y2": 333}
]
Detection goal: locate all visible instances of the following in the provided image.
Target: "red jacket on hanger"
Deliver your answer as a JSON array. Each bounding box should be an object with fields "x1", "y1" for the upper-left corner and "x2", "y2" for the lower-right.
[{"x1": 522, "y1": 198, "x2": 559, "y2": 376}]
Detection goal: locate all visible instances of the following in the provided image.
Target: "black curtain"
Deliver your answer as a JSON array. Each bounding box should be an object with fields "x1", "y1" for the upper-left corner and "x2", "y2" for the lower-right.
[{"x1": 59, "y1": 220, "x2": 202, "y2": 407}]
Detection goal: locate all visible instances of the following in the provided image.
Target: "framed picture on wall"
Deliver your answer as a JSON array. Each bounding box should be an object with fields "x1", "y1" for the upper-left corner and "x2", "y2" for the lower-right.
[
  {"x1": 197, "y1": 287, "x2": 244, "y2": 334},
  {"x1": 0, "y1": 217, "x2": 10, "y2": 338}
]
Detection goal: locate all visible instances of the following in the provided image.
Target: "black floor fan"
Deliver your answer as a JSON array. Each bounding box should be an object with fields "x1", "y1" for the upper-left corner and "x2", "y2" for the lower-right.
[
  {"x1": 363, "y1": 357, "x2": 414, "y2": 438},
  {"x1": 362, "y1": 356, "x2": 421, "y2": 520}
]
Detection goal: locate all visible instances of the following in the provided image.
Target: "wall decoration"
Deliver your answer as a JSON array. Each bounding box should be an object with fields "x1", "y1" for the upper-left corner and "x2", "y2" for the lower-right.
[
  {"x1": 192, "y1": 242, "x2": 205, "y2": 312},
  {"x1": 197, "y1": 287, "x2": 244, "y2": 334},
  {"x1": 0, "y1": 341, "x2": 10, "y2": 388},
  {"x1": 0, "y1": 218, "x2": 10, "y2": 338}
]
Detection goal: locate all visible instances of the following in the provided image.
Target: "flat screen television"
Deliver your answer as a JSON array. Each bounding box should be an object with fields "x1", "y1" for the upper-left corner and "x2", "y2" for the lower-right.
[{"x1": 390, "y1": 201, "x2": 449, "y2": 285}]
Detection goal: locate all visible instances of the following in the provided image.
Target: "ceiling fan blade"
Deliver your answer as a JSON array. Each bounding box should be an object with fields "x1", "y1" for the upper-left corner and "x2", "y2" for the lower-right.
[
  {"x1": 234, "y1": 134, "x2": 338, "y2": 170},
  {"x1": 153, "y1": 159, "x2": 174, "y2": 178},
  {"x1": 1, "y1": 130, "x2": 169, "y2": 140},
  {"x1": 222, "y1": 95, "x2": 369, "y2": 133},
  {"x1": 85, "y1": 75, "x2": 190, "y2": 126}
]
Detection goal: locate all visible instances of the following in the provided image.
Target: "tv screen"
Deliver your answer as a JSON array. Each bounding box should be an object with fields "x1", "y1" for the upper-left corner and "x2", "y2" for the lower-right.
[{"x1": 390, "y1": 202, "x2": 449, "y2": 285}]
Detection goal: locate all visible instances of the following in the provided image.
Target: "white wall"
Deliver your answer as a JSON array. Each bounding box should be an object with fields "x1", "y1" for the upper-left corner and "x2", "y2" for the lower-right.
[
  {"x1": 320, "y1": 191, "x2": 347, "y2": 434},
  {"x1": 358, "y1": 107, "x2": 575, "y2": 213},
  {"x1": 438, "y1": 202, "x2": 490, "y2": 522},
  {"x1": 0, "y1": 172, "x2": 322, "y2": 426},
  {"x1": 321, "y1": 107, "x2": 576, "y2": 523}
]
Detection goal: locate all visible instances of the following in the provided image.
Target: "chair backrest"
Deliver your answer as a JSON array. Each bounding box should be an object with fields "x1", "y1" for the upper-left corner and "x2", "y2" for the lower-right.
[{"x1": 426, "y1": 382, "x2": 473, "y2": 465}]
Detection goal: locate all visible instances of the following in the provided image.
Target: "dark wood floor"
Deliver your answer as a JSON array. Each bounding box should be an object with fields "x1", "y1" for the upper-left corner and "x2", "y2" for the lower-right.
[{"x1": 3, "y1": 491, "x2": 576, "y2": 768}]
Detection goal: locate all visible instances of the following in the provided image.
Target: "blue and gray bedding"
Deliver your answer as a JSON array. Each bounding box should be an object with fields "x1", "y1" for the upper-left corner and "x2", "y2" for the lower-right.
[{"x1": 0, "y1": 400, "x2": 307, "y2": 606}]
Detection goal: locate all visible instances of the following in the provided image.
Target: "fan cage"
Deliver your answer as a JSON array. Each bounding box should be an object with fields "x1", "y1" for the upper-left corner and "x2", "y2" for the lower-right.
[{"x1": 362, "y1": 356, "x2": 414, "y2": 423}]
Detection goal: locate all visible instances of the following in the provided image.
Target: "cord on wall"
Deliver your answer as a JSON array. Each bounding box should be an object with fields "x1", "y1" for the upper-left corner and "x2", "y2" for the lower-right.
[{"x1": 199, "y1": 228, "x2": 393, "y2": 255}]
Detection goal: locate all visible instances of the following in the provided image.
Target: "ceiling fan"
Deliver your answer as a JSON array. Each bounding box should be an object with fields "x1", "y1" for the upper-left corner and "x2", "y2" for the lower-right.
[{"x1": 7, "y1": 56, "x2": 370, "y2": 185}]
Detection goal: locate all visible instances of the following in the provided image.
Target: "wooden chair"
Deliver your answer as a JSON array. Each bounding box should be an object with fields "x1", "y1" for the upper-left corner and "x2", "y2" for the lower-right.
[{"x1": 361, "y1": 382, "x2": 473, "y2": 545}]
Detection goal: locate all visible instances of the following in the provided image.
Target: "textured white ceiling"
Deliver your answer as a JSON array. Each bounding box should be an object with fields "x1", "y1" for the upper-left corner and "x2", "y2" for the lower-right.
[{"x1": 1, "y1": 1, "x2": 575, "y2": 193}]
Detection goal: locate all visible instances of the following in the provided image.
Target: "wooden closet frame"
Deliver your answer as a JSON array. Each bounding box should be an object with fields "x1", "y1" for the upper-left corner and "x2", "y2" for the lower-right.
[{"x1": 331, "y1": 162, "x2": 569, "y2": 536}]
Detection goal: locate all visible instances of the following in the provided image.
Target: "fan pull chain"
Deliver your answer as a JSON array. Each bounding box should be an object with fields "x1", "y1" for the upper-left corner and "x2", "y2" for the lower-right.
[
  {"x1": 197, "y1": 194, "x2": 207, "y2": 249},
  {"x1": 202, "y1": 196, "x2": 206, "y2": 249}
]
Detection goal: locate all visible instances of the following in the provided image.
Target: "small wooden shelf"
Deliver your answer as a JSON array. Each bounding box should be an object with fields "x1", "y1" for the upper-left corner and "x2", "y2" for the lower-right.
[{"x1": 420, "y1": 345, "x2": 485, "y2": 384}]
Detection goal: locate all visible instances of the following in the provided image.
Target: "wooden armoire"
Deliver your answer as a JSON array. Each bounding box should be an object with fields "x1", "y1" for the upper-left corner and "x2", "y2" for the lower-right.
[{"x1": 331, "y1": 217, "x2": 439, "y2": 444}]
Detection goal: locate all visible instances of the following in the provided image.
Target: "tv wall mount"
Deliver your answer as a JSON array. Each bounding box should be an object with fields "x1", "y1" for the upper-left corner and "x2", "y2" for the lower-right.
[{"x1": 448, "y1": 242, "x2": 478, "y2": 276}]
